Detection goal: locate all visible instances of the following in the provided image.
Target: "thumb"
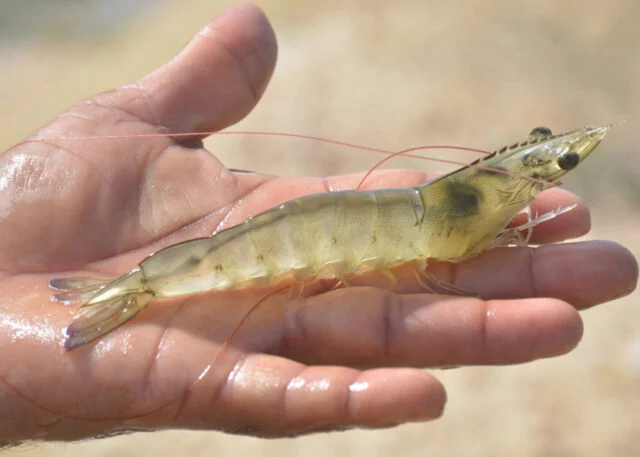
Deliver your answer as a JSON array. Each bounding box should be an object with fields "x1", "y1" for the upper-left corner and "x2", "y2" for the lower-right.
[
  {"x1": 0, "y1": 3, "x2": 278, "y2": 273},
  {"x1": 95, "y1": 1, "x2": 278, "y2": 134}
]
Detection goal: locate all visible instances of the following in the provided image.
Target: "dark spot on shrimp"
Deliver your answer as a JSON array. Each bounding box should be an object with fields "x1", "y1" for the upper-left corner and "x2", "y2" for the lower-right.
[
  {"x1": 215, "y1": 264, "x2": 224, "y2": 272},
  {"x1": 171, "y1": 255, "x2": 205, "y2": 270},
  {"x1": 445, "y1": 181, "x2": 482, "y2": 217}
]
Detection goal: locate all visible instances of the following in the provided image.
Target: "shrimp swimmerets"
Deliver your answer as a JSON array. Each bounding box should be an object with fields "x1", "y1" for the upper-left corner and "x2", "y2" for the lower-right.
[{"x1": 50, "y1": 124, "x2": 612, "y2": 350}]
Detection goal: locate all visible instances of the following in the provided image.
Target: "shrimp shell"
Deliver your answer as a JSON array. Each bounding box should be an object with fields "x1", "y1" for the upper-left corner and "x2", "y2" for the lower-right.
[{"x1": 51, "y1": 124, "x2": 612, "y2": 349}]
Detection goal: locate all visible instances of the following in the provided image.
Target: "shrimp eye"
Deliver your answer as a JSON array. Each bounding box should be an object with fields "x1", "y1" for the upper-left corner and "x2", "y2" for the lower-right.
[
  {"x1": 529, "y1": 126, "x2": 553, "y2": 141},
  {"x1": 558, "y1": 151, "x2": 580, "y2": 170}
]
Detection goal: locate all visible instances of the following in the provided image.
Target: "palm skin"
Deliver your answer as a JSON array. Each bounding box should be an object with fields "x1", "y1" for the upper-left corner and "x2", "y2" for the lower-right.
[{"x1": 0, "y1": 2, "x2": 636, "y2": 445}]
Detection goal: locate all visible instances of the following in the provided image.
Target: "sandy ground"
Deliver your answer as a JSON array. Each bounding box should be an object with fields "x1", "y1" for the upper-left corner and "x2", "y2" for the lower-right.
[{"x1": 1, "y1": 0, "x2": 639, "y2": 455}]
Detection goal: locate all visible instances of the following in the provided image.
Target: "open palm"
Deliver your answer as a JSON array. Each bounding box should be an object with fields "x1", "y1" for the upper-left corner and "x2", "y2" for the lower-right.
[{"x1": 0, "y1": 3, "x2": 636, "y2": 445}]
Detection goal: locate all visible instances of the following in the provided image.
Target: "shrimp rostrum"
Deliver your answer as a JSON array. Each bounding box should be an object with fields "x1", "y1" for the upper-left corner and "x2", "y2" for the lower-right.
[{"x1": 50, "y1": 124, "x2": 612, "y2": 350}]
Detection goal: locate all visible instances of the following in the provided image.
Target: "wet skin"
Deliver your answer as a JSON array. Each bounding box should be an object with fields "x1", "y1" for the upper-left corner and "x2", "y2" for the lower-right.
[{"x1": 0, "y1": 2, "x2": 637, "y2": 444}]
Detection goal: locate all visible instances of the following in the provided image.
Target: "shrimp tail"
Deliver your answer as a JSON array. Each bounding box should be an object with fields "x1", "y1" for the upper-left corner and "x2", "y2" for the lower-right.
[
  {"x1": 49, "y1": 277, "x2": 113, "y2": 304},
  {"x1": 51, "y1": 268, "x2": 154, "y2": 350},
  {"x1": 64, "y1": 292, "x2": 154, "y2": 350}
]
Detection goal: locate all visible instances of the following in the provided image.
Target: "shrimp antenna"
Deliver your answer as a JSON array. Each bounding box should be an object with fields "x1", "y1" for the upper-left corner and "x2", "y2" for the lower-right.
[
  {"x1": 6, "y1": 129, "x2": 489, "y2": 166},
  {"x1": 8, "y1": 129, "x2": 546, "y2": 188}
]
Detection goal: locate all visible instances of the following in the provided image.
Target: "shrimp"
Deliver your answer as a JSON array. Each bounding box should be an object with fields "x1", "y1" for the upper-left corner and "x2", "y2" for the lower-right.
[{"x1": 49, "y1": 124, "x2": 612, "y2": 350}]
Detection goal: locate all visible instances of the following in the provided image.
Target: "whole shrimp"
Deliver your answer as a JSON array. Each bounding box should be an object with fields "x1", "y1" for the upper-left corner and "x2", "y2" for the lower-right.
[{"x1": 50, "y1": 124, "x2": 612, "y2": 350}]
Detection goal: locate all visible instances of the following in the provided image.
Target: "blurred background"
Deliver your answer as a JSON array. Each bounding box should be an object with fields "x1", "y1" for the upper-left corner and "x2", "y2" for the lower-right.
[{"x1": 1, "y1": 0, "x2": 639, "y2": 455}]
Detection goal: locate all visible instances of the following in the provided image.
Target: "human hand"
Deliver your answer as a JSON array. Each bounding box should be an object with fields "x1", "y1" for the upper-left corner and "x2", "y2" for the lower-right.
[{"x1": 0, "y1": 2, "x2": 636, "y2": 444}]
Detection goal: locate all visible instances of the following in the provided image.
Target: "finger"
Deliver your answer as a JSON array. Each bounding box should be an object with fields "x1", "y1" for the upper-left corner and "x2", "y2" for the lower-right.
[
  {"x1": 441, "y1": 240, "x2": 638, "y2": 308},
  {"x1": 281, "y1": 290, "x2": 582, "y2": 367},
  {"x1": 358, "y1": 240, "x2": 635, "y2": 307},
  {"x1": 88, "y1": 2, "x2": 277, "y2": 137},
  {"x1": 176, "y1": 357, "x2": 445, "y2": 435},
  {"x1": 380, "y1": 240, "x2": 636, "y2": 308},
  {"x1": 272, "y1": 241, "x2": 635, "y2": 367},
  {"x1": 140, "y1": 3, "x2": 277, "y2": 134}
]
